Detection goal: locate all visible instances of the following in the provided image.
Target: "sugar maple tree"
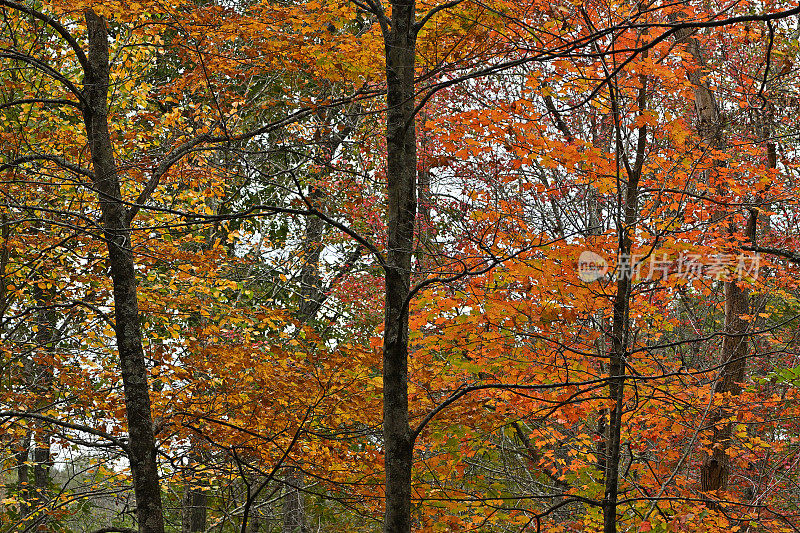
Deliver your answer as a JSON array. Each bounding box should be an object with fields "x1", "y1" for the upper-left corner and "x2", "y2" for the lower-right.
[{"x1": 3, "y1": 0, "x2": 800, "y2": 533}]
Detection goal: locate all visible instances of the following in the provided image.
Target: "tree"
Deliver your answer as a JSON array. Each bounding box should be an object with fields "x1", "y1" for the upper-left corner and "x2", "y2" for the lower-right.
[
  {"x1": 1, "y1": 2, "x2": 382, "y2": 531},
  {"x1": 0, "y1": 4, "x2": 166, "y2": 530}
]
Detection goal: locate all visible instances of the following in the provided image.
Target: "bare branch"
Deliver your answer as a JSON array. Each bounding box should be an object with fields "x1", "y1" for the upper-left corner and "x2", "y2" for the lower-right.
[
  {"x1": 414, "y1": 0, "x2": 465, "y2": 34},
  {"x1": 0, "y1": 410, "x2": 130, "y2": 452},
  {"x1": 0, "y1": 97, "x2": 81, "y2": 112},
  {"x1": 0, "y1": 154, "x2": 94, "y2": 179}
]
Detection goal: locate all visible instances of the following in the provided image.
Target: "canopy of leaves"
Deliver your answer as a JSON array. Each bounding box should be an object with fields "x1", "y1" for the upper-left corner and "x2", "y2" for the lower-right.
[{"x1": 2, "y1": 0, "x2": 800, "y2": 532}]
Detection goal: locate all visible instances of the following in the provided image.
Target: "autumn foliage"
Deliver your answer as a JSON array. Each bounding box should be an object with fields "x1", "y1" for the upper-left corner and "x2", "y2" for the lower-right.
[{"x1": 2, "y1": 0, "x2": 800, "y2": 532}]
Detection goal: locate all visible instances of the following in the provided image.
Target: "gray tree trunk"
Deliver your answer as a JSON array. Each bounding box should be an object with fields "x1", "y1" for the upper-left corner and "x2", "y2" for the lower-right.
[
  {"x1": 30, "y1": 258, "x2": 57, "y2": 524},
  {"x1": 701, "y1": 281, "x2": 749, "y2": 493},
  {"x1": 282, "y1": 468, "x2": 306, "y2": 533},
  {"x1": 84, "y1": 11, "x2": 165, "y2": 533},
  {"x1": 381, "y1": 1, "x2": 417, "y2": 531},
  {"x1": 280, "y1": 111, "x2": 361, "y2": 533},
  {"x1": 181, "y1": 448, "x2": 207, "y2": 533},
  {"x1": 182, "y1": 486, "x2": 207, "y2": 533},
  {"x1": 280, "y1": 189, "x2": 323, "y2": 533},
  {"x1": 15, "y1": 431, "x2": 30, "y2": 517}
]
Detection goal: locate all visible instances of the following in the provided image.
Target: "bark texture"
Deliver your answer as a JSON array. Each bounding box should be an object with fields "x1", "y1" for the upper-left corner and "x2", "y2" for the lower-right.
[
  {"x1": 16, "y1": 432, "x2": 30, "y2": 517},
  {"x1": 29, "y1": 265, "x2": 57, "y2": 526},
  {"x1": 83, "y1": 11, "x2": 165, "y2": 533},
  {"x1": 181, "y1": 486, "x2": 207, "y2": 533},
  {"x1": 181, "y1": 448, "x2": 206, "y2": 533},
  {"x1": 701, "y1": 281, "x2": 749, "y2": 493},
  {"x1": 382, "y1": 1, "x2": 417, "y2": 531},
  {"x1": 279, "y1": 197, "x2": 322, "y2": 533},
  {"x1": 281, "y1": 110, "x2": 360, "y2": 531},
  {"x1": 282, "y1": 468, "x2": 306, "y2": 533}
]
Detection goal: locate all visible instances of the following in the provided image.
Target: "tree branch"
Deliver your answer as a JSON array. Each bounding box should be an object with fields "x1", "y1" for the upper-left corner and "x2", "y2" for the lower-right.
[
  {"x1": 126, "y1": 134, "x2": 211, "y2": 223},
  {"x1": 0, "y1": 97, "x2": 81, "y2": 112},
  {"x1": 414, "y1": 0, "x2": 465, "y2": 34},
  {"x1": 0, "y1": 154, "x2": 94, "y2": 179},
  {"x1": 0, "y1": 410, "x2": 129, "y2": 452},
  {"x1": 743, "y1": 245, "x2": 800, "y2": 263},
  {"x1": 0, "y1": 0, "x2": 90, "y2": 74}
]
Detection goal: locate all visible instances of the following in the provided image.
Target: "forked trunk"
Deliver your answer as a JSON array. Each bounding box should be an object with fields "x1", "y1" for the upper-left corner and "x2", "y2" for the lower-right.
[{"x1": 602, "y1": 73, "x2": 648, "y2": 533}]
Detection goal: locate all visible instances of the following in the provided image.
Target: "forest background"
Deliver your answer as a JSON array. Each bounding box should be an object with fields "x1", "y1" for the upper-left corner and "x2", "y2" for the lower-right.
[{"x1": 2, "y1": 0, "x2": 800, "y2": 532}]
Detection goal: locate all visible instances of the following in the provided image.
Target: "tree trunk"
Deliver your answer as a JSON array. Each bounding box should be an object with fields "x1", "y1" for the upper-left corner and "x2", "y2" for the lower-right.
[
  {"x1": 29, "y1": 322, "x2": 55, "y2": 528},
  {"x1": 416, "y1": 108, "x2": 431, "y2": 274},
  {"x1": 15, "y1": 431, "x2": 30, "y2": 517},
  {"x1": 281, "y1": 110, "x2": 360, "y2": 528},
  {"x1": 30, "y1": 244, "x2": 57, "y2": 522},
  {"x1": 181, "y1": 448, "x2": 207, "y2": 533},
  {"x1": 282, "y1": 468, "x2": 306, "y2": 533},
  {"x1": 602, "y1": 75, "x2": 647, "y2": 533},
  {"x1": 248, "y1": 506, "x2": 263, "y2": 533},
  {"x1": 83, "y1": 11, "x2": 165, "y2": 533},
  {"x1": 182, "y1": 486, "x2": 207, "y2": 533},
  {"x1": 276, "y1": 188, "x2": 325, "y2": 533},
  {"x1": 701, "y1": 281, "x2": 749, "y2": 493},
  {"x1": 602, "y1": 180, "x2": 638, "y2": 533},
  {"x1": 680, "y1": 29, "x2": 751, "y2": 498},
  {"x1": 382, "y1": 1, "x2": 418, "y2": 531},
  {"x1": 298, "y1": 188, "x2": 325, "y2": 322},
  {"x1": 589, "y1": 109, "x2": 608, "y2": 480}
]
